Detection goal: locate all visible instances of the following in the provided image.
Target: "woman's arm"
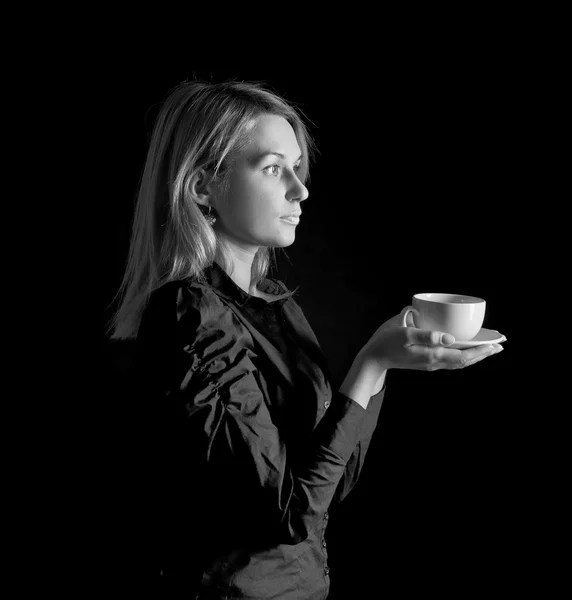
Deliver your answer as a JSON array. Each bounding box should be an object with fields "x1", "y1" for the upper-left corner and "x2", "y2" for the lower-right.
[
  {"x1": 332, "y1": 380, "x2": 385, "y2": 505},
  {"x1": 338, "y1": 352, "x2": 382, "y2": 410},
  {"x1": 371, "y1": 369, "x2": 387, "y2": 396},
  {"x1": 339, "y1": 350, "x2": 387, "y2": 408}
]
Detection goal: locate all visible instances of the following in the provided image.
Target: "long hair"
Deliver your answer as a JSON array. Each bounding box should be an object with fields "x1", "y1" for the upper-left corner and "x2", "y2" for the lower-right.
[{"x1": 108, "y1": 79, "x2": 317, "y2": 340}]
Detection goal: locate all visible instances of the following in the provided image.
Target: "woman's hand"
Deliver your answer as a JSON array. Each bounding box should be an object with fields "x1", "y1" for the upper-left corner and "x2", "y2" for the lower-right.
[{"x1": 359, "y1": 307, "x2": 504, "y2": 373}]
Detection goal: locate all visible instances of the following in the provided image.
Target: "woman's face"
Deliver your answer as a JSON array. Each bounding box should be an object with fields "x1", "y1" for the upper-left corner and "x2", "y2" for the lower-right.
[{"x1": 211, "y1": 114, "x2": 309, "y2": 251}]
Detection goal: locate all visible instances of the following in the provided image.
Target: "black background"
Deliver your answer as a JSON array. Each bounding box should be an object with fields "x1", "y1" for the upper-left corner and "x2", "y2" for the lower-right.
[{"x1": 96, "y1": 61, "x2": 534, "y2": 596}]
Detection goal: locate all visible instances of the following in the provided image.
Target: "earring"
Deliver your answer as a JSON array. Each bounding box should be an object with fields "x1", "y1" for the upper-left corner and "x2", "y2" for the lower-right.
[{"x1": 205, "y1": 205, "x2": 216, "y2": 226}]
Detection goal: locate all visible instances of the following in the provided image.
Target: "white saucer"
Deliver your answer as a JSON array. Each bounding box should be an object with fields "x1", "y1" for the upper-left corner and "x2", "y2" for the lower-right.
[{"x1": 450, "y1": 328, "x2": 507, "y2": 349}]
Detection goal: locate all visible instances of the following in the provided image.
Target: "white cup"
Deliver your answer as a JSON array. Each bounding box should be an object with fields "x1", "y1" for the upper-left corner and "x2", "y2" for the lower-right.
[{"x1": 401, "y1": 293, "x2": 486, "y2": 342}]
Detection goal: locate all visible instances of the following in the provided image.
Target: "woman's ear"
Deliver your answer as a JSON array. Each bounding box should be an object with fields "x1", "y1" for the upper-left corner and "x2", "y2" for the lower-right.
[{"x1": 189, "y1": 168, "x2": 215, "y2": 207}]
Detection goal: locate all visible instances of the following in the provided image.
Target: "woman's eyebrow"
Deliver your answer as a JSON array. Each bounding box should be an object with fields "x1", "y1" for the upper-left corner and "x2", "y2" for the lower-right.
[{"x1": 251, "y1": 151, "x2": 303, "y2": 164}]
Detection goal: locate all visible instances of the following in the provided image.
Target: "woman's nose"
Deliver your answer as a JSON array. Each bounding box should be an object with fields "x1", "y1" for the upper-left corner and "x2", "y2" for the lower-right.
[{"x1": 288, "y1": 177, "x2": 309, "y2": 203}]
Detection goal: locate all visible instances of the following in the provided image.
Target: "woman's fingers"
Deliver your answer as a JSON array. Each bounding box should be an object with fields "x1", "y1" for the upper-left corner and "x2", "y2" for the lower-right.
[
  {"x1": 442, "y1": 344, "x2": 502, "y2": 369},
  {"x1": 407, "y1": 343, "x2": 502, "y2": 370},
  {"x1": 405, "y1": 327, "x2": 456, "y2": 347}
]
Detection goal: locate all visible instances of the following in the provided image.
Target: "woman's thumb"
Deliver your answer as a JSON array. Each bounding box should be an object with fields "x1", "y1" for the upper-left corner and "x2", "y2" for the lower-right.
[{"x1": 440, "y1": 333, "x2": 456, "y2": 346}]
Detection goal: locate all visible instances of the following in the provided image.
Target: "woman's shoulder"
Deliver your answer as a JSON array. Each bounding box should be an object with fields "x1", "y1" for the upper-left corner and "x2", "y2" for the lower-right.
[
  {"x1": 147, "y1": 277, "x2": 220, "y2": 317},
  {"x1": 139, "y1": 277, "x2": 224, "y2": 345}
]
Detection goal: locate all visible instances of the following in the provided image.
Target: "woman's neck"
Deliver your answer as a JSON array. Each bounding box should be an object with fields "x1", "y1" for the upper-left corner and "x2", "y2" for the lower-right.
[{"x1": 216, "y1": 244, "x2": 258, "y2": 296}]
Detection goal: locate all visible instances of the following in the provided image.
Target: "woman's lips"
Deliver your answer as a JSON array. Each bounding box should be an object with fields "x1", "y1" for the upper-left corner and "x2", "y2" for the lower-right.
[{"x1": 280, "y1": 216, "x2": 300, "y2": 225}]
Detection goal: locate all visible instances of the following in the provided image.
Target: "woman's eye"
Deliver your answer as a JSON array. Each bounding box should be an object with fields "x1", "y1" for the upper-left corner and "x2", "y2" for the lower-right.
[
  {"x1": 264, "y1": 164, "x2": 302, "y2": 176},
  {"x1": 265, "y1": 164, "x2": 281, "y2": 176}
]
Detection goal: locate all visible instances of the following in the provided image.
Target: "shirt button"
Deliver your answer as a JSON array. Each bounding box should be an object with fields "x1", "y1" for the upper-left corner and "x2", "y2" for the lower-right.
[
  {"x1": 324, "y1": 400, "x2": 331, "y2": 409},
  {"x1": 322, "y1": 539, "x2": 327, "y2": 548},
  {"x1": 324, "y1": 566, "x2": 330, "y2": 576},
  {"x1": 324, "y1": 512, "x2": 329, "y2": 520}
]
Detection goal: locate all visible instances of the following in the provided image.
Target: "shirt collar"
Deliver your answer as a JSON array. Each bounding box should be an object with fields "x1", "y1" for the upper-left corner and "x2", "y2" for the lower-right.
[{"x1": 204, "y1": 261, "x2": 287, "y2": 306}]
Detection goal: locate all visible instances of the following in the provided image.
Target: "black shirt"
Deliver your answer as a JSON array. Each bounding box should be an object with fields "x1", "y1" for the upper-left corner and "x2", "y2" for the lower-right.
[{"x1": 135, "y1": 262, "x2": 386, "y2": 599}]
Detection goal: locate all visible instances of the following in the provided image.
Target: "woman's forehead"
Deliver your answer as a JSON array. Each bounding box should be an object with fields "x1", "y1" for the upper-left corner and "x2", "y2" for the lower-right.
[{"x1": 241, "y1": 114, "x2": 302, "y2": 161}]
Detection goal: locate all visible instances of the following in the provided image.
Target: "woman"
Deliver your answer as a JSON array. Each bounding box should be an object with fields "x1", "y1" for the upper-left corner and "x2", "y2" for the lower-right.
[{"x1": 109, "y1": 79, "x2": 503, "y2": 599}]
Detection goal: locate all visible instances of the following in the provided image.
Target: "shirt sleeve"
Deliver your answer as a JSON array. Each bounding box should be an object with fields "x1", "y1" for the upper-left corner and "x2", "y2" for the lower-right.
[
  {"x1": 332, "y1": 384, "x2": 385, "y2": 504},
  {"x1": 144, "y1": 282, "x2": 375, "y2": 547}
]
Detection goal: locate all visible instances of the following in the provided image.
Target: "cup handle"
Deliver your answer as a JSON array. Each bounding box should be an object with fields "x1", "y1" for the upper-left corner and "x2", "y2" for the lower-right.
[{"x1": 400, "y1": 306, "x2": 419, "y2": 328}]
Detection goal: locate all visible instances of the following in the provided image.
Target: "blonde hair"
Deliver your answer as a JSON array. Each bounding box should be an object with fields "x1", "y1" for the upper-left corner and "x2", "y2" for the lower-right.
[{"x1": 108, "y1": 79, "x2": 317, "y2": 340}]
